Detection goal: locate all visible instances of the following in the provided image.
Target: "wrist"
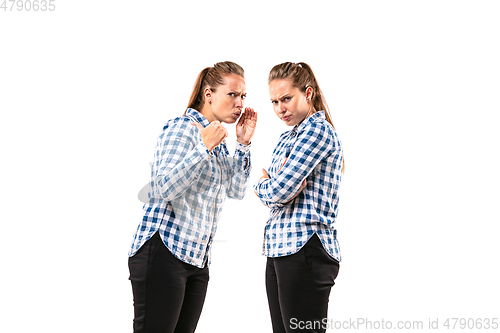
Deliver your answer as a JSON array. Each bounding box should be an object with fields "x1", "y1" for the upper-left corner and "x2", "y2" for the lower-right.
[
  {"x1": 237, "y1": 138, "x2": 250, "y2": 145},
  {"x1": 203, "y1": 140, "x2": 215, "y2": 152}
]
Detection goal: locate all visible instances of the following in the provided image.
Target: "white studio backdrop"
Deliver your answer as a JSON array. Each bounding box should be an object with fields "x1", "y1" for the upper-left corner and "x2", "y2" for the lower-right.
[{"x1": 1, "y1": 1, "x2": 499, "y2": 332}]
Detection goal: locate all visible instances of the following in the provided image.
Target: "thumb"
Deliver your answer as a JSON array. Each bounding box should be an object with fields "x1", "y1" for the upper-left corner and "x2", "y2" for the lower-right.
[{"x1": 191, "y1": 122, "x2": 204, "y2": 131}]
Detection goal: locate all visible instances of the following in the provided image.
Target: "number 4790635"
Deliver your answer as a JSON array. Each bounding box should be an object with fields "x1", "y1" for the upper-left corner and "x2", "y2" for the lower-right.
[{"x1": 1, "y1": 0, "x2": 56, "y2": 11}]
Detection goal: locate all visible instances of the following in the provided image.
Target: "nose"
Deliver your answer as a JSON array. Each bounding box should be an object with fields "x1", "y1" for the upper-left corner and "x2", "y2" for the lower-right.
[
  {"x1": 279, "y1": 102, "x2": 287, "y2": 114},
  {"x1": 235, "y1": 96, "x2": 243, "y2": 108}
]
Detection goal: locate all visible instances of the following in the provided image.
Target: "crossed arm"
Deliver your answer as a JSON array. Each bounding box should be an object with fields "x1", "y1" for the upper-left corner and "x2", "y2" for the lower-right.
[
  {"x1": 253, "y1": 122, "x2": 334, "y2": 208},
  {"x1": 255, "y1": 158, "x2": 307, "y2": 205}
]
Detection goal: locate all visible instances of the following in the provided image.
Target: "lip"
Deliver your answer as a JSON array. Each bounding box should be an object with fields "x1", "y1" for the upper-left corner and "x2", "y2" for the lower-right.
[
  {"x1": 282, "y1": 115, "x2": 291, "y2": 122},
  {"x1": 233, "y1": 112, "x2": 241, "y2": 119}
]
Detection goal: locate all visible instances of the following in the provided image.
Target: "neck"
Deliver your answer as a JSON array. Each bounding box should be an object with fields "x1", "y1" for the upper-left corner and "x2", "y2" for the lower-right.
[
  {"x1": 199, "y1": 105, "x2": 216, "y2": 123},
  {"x1": 306, "y1": 107, "x2": 317, "y2": 119},
  {"x1": 298, "y1": 107, "x2": 317, "y2": 126}
]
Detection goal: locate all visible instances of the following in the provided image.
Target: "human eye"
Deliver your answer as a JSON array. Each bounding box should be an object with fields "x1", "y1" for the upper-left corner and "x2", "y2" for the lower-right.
[
  {"x1": 271, "y1": 100, "x2": 278, "y2": 105},
  {"x1": 241, "y1": 94, "x2": 247, "y2": 100},
  {"x1": 228, "y1": 92, "x2": 235, "y2": 97}
]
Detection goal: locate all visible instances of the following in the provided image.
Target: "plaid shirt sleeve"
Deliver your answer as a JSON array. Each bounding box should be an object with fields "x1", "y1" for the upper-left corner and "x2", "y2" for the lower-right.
[
  {"x1": 152, "y1": 119, "x2": 212, "y2": 201},
  {"x1": 226, "y1": 141, "x2": 252, "y2": 200},
  {"x1": 254, "y1": 121, "x2": 334, "y2": 206}
]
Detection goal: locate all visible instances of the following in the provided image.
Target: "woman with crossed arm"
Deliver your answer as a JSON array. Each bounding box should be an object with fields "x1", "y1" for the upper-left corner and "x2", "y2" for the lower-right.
[{"x1": 254, "y1": 62, "x2": 344, "y2": 333}]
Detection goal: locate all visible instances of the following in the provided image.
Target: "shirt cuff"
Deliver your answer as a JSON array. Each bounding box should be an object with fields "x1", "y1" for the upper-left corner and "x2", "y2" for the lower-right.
[{"x1": 235, "y1": 141, "x2": 251, "y2": 153}]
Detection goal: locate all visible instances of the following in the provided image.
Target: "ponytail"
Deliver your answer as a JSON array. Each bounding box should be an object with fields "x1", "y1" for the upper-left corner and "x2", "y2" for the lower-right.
[
  {"x1": 296, "y1": 62, "x2": 335, "y2": 129},
  {"x1": 186, "y1": 67, "x2": 210, "y2": 112}
]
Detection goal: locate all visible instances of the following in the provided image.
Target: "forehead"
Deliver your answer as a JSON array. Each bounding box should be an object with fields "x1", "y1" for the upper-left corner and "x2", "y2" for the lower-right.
[
  {"x1": 221, "y1": 73, "x2": 246, "y2": 91},
  {"x1": 269, "y1": 79, "x2": 295, "y2": 97}
]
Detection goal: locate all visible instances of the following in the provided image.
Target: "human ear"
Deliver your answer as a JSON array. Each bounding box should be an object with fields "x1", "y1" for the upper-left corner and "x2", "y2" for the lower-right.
[
  {"x1": 305, "y1": 86, "x2": 314, "y2": 102},
  {"x1": 204, "y1": 88, "x2": 213, "y2": 104}
]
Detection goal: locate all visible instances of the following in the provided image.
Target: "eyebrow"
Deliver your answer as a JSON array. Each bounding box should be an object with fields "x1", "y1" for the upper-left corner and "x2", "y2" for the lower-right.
[
  {"x1": 271, "y1": 93, "x2": 292, "y2": 101},
  {"x1": 230, "y1": 90, "x2": 247, "y2": 97}
]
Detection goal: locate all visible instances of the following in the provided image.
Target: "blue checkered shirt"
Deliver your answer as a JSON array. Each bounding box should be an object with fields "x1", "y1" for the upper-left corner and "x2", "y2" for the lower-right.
[
  {"x1": 129, "y1": 108, "x2": 252, "y2": 268},
  {"x1": 253, "y1": 111, "x2": 343, "y2": 261}
]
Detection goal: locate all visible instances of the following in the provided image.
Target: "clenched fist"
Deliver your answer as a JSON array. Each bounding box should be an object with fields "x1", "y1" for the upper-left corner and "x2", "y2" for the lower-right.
[{"x1": 191, "y1": 121, "x2": 228, "y2": 152}]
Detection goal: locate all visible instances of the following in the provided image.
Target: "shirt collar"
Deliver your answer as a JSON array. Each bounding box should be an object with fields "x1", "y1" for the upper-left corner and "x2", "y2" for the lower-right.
[
  {"x1": 293, "y1": 110, "x2": 325, "y2": 133},
  {"x1": 186, "y1": 108, "x2": 210, "y2": 128}
]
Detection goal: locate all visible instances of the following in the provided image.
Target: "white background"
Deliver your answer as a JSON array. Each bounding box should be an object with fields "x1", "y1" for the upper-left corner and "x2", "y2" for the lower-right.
[{"x1": 1, "y1": 1, "x2": 499, "y2": 332}]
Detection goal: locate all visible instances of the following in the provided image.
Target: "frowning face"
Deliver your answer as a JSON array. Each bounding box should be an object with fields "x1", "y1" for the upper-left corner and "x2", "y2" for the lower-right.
[
  {"x1": 205, "y1": 73, "x2": 246, "y2": 124},
  {"x1": 269, "y1": 79, "x2": 314, "y2": 127}
]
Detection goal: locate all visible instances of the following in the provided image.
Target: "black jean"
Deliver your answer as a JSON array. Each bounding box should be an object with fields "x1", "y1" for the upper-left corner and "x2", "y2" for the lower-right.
[
  {"x1": 128, "y1": 232, "x2": 209, "y2": 333},
  {"x1": 265, "y1": 234, "x2": 340, "y2": 333}
]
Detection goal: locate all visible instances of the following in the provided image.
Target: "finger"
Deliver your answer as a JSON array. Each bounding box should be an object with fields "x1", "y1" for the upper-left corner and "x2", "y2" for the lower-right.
[
  {"x1": 244, "y1": 108, "x2": 256, "y2": 123},
  {"x1": 236, "y1": 111, "x2": 246, "y2": 126},
  {"x1": 191, "y1": 122, "x2": 204, "y2": 131},
  {"x1": 243, "y1": 108, "x2": 252, "y2": 117},
  {"x1": 212, "y1": 122, "x2": 223, "y2": 131},
  {"x1": 278, "y1": 158, "x2": 288, "y2": 172}
]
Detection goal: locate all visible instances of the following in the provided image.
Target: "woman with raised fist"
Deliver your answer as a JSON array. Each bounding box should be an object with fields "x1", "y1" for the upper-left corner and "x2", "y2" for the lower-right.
[{"x1": 128, "y1": 61, "x2": 257, "y2": 333}]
